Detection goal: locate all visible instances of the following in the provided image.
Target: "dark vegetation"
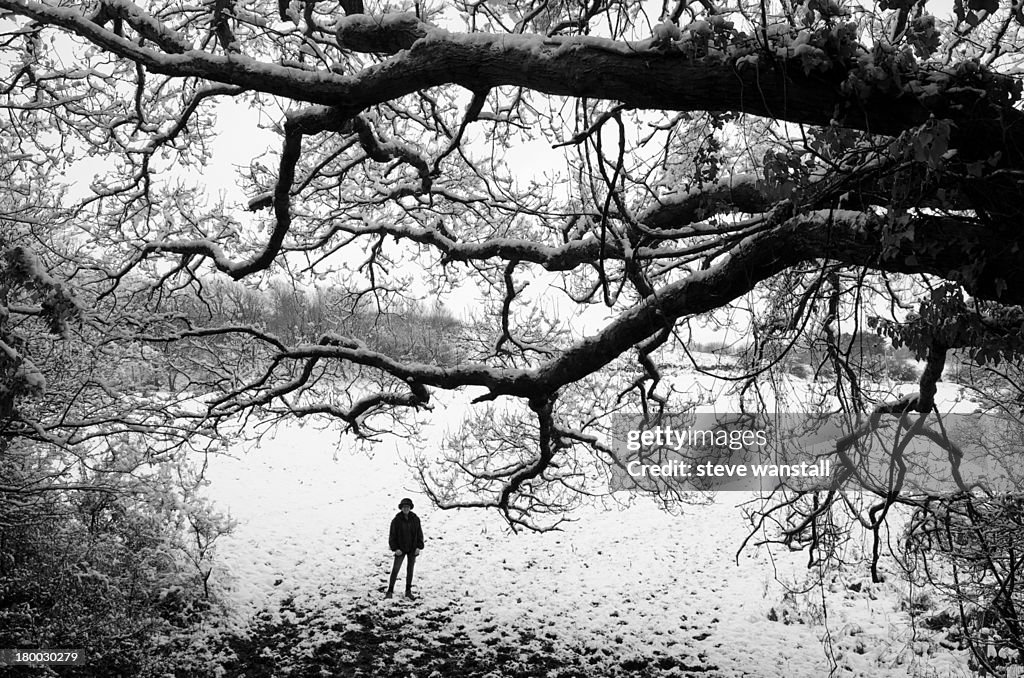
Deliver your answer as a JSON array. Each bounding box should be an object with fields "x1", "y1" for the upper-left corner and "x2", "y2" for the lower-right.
[{"x1": 0, "y1": 440, "x2": 231, "y2": 677}]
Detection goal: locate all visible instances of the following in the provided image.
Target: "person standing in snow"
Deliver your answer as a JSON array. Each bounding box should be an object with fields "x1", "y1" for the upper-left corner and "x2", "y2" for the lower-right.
[{"x1": 386, "y1": 497, "x2": 424, "y2": 599}]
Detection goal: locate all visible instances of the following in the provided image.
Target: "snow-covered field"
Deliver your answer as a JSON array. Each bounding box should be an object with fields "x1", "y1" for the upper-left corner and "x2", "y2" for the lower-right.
[{"x1": 198, "y1": 378, "x2": 977, "y2": 677}]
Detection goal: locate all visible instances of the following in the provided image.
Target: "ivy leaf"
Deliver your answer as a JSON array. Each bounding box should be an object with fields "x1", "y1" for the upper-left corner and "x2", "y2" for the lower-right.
[{"x1": 910, "y1": 119, "x2": 951, "y2": 168}]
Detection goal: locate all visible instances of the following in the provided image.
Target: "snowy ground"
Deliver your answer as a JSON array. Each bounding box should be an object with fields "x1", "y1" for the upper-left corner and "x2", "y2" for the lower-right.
[{"x1": 198, "y1": 381, "x2": 978, "y2": 678}]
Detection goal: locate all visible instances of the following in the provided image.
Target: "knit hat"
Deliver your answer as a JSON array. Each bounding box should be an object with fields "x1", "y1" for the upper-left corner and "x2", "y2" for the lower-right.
[{"x1": 399, "y1": 497, "x2": 414, "y2": 509}]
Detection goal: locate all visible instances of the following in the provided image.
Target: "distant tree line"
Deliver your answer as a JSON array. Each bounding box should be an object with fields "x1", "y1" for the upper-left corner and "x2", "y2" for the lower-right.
[{"x1": 125, "y1": 280, "x2": 467, "y2": 394}]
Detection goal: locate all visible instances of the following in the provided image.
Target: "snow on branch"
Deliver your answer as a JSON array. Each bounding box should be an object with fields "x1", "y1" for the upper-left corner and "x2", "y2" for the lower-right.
[
  {"x1": 283, "y1": 390, "x2": 431, "y2": 438},
  {"x1": 335, "y1": 12, "x2": 427, "y2": 54},
  {"x1": 334, "y1": 217, "x2": 614, "y2": 271},
  {"x1": 350, "y1": 116, "x2": 430, "y2": 187},
  {"x1": 194, "y1": 210, "x2": 1024, "y2": 416},
  {"x1": 640, "y1": 174, "x2": 780, "y2": 229},
  {"x1": 4, "y1": 2, "x2": 1021, "y2": 162},
  {"x1": 90, "y1": 0, "x2": 191, "y2": 54},
  {"x1": 141, "y1": 105, "x2": 347, "y2": 279}
]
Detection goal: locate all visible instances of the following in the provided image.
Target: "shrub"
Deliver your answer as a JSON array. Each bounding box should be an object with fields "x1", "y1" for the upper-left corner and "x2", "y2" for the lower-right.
[
  {"x1": 0, "y1": 437, "x2": 233, "y2": 676},
  {"x1": 888, "y1": 360, "x2": 920, "y2": 383}
]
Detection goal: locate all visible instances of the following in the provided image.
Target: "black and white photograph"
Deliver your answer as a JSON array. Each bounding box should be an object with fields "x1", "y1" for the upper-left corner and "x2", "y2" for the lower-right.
[{"x1": 1, "y1": 0, "x2": 1023, "y2": 676}]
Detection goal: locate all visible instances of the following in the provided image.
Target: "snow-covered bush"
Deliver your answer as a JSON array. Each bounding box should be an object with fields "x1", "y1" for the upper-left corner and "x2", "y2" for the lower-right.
[{"x1": 1, "y1": 434, "x2": 234, "y2": 676}]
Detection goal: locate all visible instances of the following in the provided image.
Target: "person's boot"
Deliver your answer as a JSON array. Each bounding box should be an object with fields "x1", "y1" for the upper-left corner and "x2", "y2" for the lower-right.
[
  {"x1": 404, "y1": 590, "x2": 416, "y2": 600},
  {"x1": 384, "y1": 590, "x2": 393, "y2": 599}
]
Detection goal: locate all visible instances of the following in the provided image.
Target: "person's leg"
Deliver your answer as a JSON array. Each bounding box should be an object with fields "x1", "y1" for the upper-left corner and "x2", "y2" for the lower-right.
[
  {"x1": 387, "y1": 553, "x2": 405, "y2": 595},
  {"x1": 405, "y1": 553, "x2": 416, "y2": 596}
]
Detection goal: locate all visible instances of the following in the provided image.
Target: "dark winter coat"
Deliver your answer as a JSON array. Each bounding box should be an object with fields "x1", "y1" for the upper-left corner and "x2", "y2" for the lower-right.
[{"x1": 389, "y1": 511, "x2": 424, "y2": 554}]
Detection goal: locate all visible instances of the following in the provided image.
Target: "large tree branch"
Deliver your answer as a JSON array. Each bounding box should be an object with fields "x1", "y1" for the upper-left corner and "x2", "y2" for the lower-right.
[
  {"x1": 328, "y1": 218, "x2": 617, "y2": 270},
  {"x1": 335, "y1": 12, "x2": 426, "y2": 53},
  {"x1": 89, "y1": 0, "x2": 190, "y2": 53},
  {"x1": 640, "y1": 174, "x2": 781, "y2": 230},
  {"x1": 239, "y1": 210, "x2": 1024, "y2": 405},
  {"x1": 4, "y1": 2, "x2": 1021, "y2": 163}
]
